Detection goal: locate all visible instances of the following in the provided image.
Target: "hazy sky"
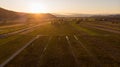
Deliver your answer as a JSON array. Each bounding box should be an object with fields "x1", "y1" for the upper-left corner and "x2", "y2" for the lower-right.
[{"x1": 0, "y1": 0, "x2": 120, "y2": 14}]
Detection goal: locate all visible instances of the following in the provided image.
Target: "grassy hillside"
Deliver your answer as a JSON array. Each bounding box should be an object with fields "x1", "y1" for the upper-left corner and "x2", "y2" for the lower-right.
[{"x1": 0, "y1": 7, "x2": 56, "y2": 24}]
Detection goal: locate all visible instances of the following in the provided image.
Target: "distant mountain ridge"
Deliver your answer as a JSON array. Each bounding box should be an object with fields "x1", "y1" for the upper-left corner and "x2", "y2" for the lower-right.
[
  {"x1": 91, "y1": 14, "x2": 120, "y2": 18},
  {"x1": 53, "y1": 13, "x2": 120, "y2": 17},
  {"x1": 53, "y1": 14, "x2": 92, "y2": 17}
]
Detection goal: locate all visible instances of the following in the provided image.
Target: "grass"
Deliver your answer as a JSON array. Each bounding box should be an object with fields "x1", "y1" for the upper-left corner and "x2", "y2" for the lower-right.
[
  {"x1": 28, "y1": 23, "x2": 83, "y2": 36},
  {"x1": 5, "y1": 36, "x2": 78, "y2": 67},
  {"x1": 0, "y1": 35, "x2": 34, "y2": 64},
  {"x1": 5, "y1": 36, "x2": 50, "y2": 67},
  {"x1": 0, "y1": 19, "x2": 120, "y2": 67},
  {"x1": 77, "y1": 35, "x2": 120, "y2": 66},
  {"x1": 86, "y1": 22, "x2": 120, "y2": 31},
  {"x1": 0, "y1": 23, "x2": 38, "y2": 34},
  {"x1": 0, "y1": 24, "x2": 28, "y2": 34},
  {"x1": 76, "y1": 22, "x2": 120, "y2": 36},
  {"x1": 0, "y1": 35, "x2": 20, "y2": 45},
  {"x1": 5, "y1": 35, "x2": 120, "y2": 67},
  {"x1": 71, "y1": 23, "x2": 99, "y2": 35}
]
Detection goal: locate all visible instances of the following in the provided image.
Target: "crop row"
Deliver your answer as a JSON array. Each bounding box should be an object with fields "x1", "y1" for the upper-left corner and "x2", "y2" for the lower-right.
[{"x1": 4, "y1": 35, "x2": 120, "y2": 67}]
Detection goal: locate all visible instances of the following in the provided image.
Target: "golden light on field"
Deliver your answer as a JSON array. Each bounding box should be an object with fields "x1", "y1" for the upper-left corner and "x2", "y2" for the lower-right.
[{"x1": 28, "y1": 3, "x2": 48, "y2": 13}]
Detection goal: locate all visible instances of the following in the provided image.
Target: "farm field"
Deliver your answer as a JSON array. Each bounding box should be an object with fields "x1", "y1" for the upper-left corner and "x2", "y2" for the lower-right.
[
  {"x1": 80, "y1": 22, "x2": 120, "y2": 32},
  {"x1": 0, "y1": 24, "x2": 28, "y2": 34},
  {"x1": 0, "y1": 18, "x2": 120, "y2": 67}
]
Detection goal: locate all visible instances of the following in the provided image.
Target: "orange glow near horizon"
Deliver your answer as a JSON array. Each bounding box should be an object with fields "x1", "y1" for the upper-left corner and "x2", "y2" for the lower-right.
[
  {"x1": 0, "y1": 0, "x2": 120, "y2": 14},
  {"x1": 28, "y1": 3, "x2": 48, "y2": 13}
]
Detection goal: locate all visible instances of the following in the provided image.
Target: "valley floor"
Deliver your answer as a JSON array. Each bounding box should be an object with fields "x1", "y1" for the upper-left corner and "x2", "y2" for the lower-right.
[{"x1": 0, "y1": 22, "x2": 120, "y2": 67}]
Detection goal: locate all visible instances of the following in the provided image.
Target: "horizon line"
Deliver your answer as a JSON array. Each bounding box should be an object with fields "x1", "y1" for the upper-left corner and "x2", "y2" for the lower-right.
[{"x1": 1, "y1": 7, "x2": 120, "y2": 15}]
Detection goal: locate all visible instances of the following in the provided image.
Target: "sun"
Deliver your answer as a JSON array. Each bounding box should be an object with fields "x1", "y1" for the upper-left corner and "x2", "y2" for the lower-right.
[{"x1": 28, "y1": 3, "x2": 48, "y2": 13}]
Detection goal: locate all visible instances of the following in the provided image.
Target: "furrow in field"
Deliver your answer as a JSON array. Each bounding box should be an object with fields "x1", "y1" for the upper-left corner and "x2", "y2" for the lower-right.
[
  {"x1": 85, "y1": 22, "x2": 120, "y2": 31},
  {"x1": 0, "y1": 24, "x2": 24, "y2": 29},
  {"x1": 77, "y1": 35, "x2": 120, "y2": 66},
  {"x1": 68, "y1": 35, "x2": 102, "y2": 67},
  {"x1": 38, "y1": 36, "x2": 78, "y2": 67},
  {"x1": 0, "y1": 35, "x2": 35, "y2": 64},
  {"x1": 65, "y1": 36, "x2": 79, "y2": 67},
  {"x1": 0, "y1": 35, "x2": 40, "y2": 67},
  {"x1": 82, "y1": 24, "x2": 120, "y2": 34},
  {"x1": 4, "y1": 36, "x2": 50, "y2": 67},
  {"x1": 70, "y1": 24, "x2": 99, "y2": 36},
  {"x1": 0, "y1": 23, "x2": 48, "y2": 38},
  {"x1": 0, "y1": 24, "x2": 26, "y2": 34}
]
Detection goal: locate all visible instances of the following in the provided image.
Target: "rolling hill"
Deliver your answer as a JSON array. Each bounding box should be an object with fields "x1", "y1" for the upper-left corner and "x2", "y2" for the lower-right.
[{"x1": 0, "y1": 7, "x2": 56, "y2": 22}]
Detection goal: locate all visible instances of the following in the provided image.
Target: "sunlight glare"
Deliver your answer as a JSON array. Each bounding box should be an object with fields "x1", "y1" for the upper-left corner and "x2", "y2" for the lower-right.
[{"x1": 28, "y1": 3, "x2": 48, "y2": 13}]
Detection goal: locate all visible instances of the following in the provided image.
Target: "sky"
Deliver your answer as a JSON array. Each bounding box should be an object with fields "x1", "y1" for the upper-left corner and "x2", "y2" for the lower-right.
[{"x1": 0, "y1": 0, "x2": 120, "y2": 14}]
